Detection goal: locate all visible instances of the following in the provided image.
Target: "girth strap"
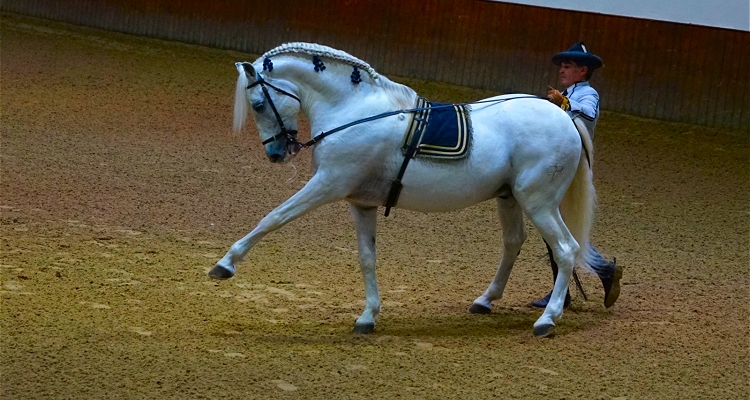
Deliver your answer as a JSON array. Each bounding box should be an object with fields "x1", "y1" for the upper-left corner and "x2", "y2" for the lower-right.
[{"x1": 384, "y1": 98, "x2": 429, "y2": 216}]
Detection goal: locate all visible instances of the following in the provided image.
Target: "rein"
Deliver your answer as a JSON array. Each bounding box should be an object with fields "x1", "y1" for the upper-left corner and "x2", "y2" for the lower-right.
[
  {"x1": 299, "y1": 95, "x2": 545, "y2": 149},
  {"x1": 246, "y1": 71, "x2": 546, "y2": 150}
]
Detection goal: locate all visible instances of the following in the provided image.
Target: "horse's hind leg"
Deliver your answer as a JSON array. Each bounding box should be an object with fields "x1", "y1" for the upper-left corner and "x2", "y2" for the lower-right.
[
  {"x1": 348, "y1": 204, "x2": 380, "y2": 334},
  {"x1": 509, "y1": 151, "x2": 581, "y2": 336},
  {"x1": 470, "y1": 196, "x2": 527, "y2": 314},
  {"x1": 523, "y1": 207, "x2": 578, "y2": 337}
]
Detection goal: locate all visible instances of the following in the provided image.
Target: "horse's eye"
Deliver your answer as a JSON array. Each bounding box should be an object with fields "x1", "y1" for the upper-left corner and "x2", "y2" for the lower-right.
[{"x1": 252, "y1": 100, "x2": 265, "y2": 112}]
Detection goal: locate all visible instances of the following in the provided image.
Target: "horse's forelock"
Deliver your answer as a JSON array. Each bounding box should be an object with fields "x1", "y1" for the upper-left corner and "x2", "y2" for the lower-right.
[{"x1": 233, "y1": 62, "x2": 251, "y2": 133}]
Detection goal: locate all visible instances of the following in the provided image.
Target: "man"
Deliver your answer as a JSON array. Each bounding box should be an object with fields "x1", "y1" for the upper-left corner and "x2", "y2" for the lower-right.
[{"x1": 531, "y1": 42, "x2": 623, "y2": 309}]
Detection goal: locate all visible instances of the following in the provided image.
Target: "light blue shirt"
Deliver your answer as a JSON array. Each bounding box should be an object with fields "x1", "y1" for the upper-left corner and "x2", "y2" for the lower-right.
[{"x1": 565, "y1": 81, "x2": 599, "y2": 137}]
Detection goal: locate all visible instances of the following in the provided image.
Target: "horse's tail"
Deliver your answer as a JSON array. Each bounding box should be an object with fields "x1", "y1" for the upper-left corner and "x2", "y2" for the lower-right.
[
  {"x1": 559, "y1": 118, "x2": 597, "y2": 274},
  {"x1": 233, "y1": 64, "x2": 250, "y2": 133}
]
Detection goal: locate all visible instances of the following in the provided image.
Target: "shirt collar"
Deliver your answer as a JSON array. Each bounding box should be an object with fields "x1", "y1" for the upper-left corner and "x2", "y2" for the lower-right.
[{"x1": 566, "y1": 80, "x2": 589, "y2": 95}]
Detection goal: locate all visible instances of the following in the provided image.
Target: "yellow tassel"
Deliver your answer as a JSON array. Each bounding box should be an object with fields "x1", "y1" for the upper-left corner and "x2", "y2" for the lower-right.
[{"x1": 561, "y1": 96, "x2": 570, "y2": 111}]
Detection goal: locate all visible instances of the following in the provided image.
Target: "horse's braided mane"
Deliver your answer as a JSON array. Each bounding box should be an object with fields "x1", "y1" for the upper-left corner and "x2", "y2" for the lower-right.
[
  {"x1": 261, "y1": 42, "x2": 416, "y2": 109},
  {"x1": 261, "y1": 42, "x2": 379, "y2": 80}
]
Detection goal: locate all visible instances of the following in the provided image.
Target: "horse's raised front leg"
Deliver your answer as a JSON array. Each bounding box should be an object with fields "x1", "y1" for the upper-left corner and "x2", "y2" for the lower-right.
[
  {"x1": 470, "y1": 196, "x2": 527, "y2": 314},
  {"x1": 348, "y1": 204, "x2": 380, "y2": 334},
  {"x1": 209, "y1": 174, "x2": 342, "y2": 279}
]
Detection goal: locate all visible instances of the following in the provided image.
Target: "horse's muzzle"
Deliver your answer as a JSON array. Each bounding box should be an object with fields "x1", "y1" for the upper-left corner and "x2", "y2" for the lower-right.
[{"x1": 264, "y1": 138, "x2": 288, "y2": 163}]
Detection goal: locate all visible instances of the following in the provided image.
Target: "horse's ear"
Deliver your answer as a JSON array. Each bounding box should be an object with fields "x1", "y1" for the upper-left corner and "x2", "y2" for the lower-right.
[{"x1": 235, "y1": 62, "x2": 256, "y2": 79}]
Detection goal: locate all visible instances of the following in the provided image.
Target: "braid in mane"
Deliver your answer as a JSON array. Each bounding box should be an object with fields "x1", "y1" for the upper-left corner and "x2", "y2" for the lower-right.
[{"x1": 261, "y1": 42, "x2": 379, "y2": 80}]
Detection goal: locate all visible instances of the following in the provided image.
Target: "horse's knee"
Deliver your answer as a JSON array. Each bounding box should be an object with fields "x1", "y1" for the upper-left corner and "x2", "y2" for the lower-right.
[
  {"x1": 358, "y1": 252, "x2": 377, "y2": 269},
  {"x1": 500, "y1": 214, "x2": 526, "y2": 251},
  {"x1": 504, "y1": 229, "x2": 527, "y2": 251}
]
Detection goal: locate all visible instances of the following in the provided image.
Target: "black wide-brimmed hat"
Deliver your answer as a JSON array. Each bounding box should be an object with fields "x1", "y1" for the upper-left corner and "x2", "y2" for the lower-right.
[{"x1": 552, "y1": 42, "x2": 603, "y2": 70}]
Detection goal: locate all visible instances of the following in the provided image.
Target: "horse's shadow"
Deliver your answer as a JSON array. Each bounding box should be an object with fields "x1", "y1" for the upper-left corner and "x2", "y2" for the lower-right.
[
  {"x1": 376, "y1": 305, "x2": 609, "y2": 338},
  {"x1": 218, "y1": 304, "x2": 611, "y2": 345}
]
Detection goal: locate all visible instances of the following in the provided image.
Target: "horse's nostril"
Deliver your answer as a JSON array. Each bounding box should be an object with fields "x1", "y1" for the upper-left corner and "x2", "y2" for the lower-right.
[{"x1": 268, "y1": 153, "x2": 283, "y2": 163}]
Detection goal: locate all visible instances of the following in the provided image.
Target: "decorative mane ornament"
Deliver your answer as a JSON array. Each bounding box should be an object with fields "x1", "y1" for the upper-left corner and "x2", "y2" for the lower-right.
[
  {"x1": 261, "y1": 42, "x2": 379, "y2": 80},
  {"x1": 262, "y1": 57, "x2": 273, "y2": 72},
  {"x1": 350, "y1": 66, "x2": 362, "y2": 84},
  {"x1": 312, "y1": 55, "x2": 326, "y2": 72}
]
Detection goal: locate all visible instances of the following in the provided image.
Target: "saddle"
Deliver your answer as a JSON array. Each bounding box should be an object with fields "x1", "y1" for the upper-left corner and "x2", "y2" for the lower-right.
[
  {"x1": 401, "y1": 97, "x2": 472, "y2": 160},
  {"x1": 385, "y1": 97, "x2": 473, "y2": 216}
]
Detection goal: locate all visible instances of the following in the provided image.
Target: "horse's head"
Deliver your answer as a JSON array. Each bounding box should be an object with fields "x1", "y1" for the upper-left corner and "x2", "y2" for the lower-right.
[{"x1": 234, "y1": 61, "x2": 302, "y2": 164}]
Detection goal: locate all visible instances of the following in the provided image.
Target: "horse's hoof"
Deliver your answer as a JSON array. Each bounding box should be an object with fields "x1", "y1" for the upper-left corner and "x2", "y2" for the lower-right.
[
  {"x1": 533, "y1": 323, "x2": 556, "y2": 338},
  {"x1": 208, "y1": 265, "x2": 234, "y2": 280},
  {"x1": 353, "y1": 323, "x2": 375, "y2": 334},
  {"x1": 469, "y1": 303, "x2": 492, "y2": 314}
]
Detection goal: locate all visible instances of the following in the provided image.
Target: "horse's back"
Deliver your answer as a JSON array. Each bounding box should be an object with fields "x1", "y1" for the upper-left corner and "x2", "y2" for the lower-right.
[
  {"x1": 471, "y1": 95, "x2": 578, "y2": 143},
  {"x1": 393, "y1": 96, "x2": 581, "y2": 213},
  {"x1": 471, "y1": 95, "x2": 581, "y2": 171}
]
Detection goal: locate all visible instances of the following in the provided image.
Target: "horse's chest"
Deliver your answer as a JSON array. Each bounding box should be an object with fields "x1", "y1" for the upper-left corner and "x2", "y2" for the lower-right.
[{"x1": 346, "y1": 177, "x2": 392, "y2": 207}]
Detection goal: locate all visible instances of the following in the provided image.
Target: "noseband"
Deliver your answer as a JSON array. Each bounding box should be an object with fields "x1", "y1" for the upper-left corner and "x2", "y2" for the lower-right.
[{"x1": 246, "y1": 76, "x2": 301, "y2": 146}]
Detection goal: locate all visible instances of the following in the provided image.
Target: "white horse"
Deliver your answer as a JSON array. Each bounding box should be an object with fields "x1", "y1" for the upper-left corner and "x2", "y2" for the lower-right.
[{"x1": 210, "y1": 42, "x2": 596, "y2": 337}]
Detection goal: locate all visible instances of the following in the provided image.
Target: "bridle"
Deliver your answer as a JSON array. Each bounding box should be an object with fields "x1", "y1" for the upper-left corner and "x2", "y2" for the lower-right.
[{"x1": 246, "y1": 75, "x2": 301, "y2": 146}]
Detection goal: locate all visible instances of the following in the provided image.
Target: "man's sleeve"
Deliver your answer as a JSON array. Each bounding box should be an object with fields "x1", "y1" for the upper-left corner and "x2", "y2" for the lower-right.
[{"x1": 568, "y1": 90, "x2": 599, "y2": 120}]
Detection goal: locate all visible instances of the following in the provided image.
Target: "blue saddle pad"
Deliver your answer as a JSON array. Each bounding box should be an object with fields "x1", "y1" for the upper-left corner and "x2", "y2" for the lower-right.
[{"x1": 401, "y1": 97, "x2": 472, "y2": 160}]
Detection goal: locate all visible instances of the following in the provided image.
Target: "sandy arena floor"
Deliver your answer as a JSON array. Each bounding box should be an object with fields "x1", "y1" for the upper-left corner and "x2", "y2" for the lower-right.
[{"x1": 1, "y1": 14, "x2": 748, "y2": 399}]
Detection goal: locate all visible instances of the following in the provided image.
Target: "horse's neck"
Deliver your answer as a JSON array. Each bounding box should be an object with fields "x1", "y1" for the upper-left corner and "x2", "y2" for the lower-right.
[
  {"x1": 312, "y1": 84, "x2": 414, "y2": 135},
  {"x1": 277, "y1": 58, "x2": 415, "y2": 129}
]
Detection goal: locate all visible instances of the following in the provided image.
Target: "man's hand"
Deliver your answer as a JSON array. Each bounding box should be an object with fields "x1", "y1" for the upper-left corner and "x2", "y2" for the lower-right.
[{"x1": 547, "y1": 86, "x2": 570, "y2": 110}]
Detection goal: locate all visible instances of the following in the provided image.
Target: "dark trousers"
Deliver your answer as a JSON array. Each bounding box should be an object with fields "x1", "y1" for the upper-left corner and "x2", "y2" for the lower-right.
[{"x1": 544, "y1": 241, "x2": 614, "y2": 283}]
